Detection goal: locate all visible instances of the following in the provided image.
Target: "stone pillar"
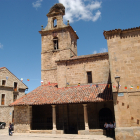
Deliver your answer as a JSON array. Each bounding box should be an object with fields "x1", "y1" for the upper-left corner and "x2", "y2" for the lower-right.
[
  {"x1": 52, "y1": 105, "x2": 56, "y2": 133},
  {"x1": 83, "y1": 104, "x2": 89, "y2": 130}
]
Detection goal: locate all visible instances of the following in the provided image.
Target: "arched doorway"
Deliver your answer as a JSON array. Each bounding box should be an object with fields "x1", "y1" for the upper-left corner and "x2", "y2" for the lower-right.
[{"x1": 99, "y1": 108, "x2": 113, "y2": 129}]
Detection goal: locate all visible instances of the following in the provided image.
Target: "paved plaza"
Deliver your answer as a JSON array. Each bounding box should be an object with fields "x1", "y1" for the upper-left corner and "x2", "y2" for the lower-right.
[{"x1": 0, "y1": 128, "x2": 114, "y2": 140}]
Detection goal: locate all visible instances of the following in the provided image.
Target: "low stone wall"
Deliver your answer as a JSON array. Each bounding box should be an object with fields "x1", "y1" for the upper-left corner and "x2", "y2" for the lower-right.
[
  {"x1": 14, "y1": 124, "x2": 30, "y2": 133},
  {"x1": 115, "y1": 127, "x2": 140, "y2": 140},
  {"x1": 78, "y1": 129, "x2": 106, "y2": 135},
  {"x1": 30, "y1": 130, "x2": 63, "y2": 134},
  {"x1": 89, "y1": 129, "x2": 106, "y2": 135}
]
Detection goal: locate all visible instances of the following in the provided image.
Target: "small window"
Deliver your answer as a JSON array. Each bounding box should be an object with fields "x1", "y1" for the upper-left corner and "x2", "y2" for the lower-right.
[
  {"x1": 13, "y1": 94, "x2": 17, "y2": 102},
  {"x1": 53, "y1": 19, "x2": 57, "y2": 28},
  {"x1": 14, "y1": 82, "x2": 18, "y2": 92},
  {"x1": 1, "y1": 94, "x2": 5, "y2": 105},
  {"x1": 87, "y1": 71, "x2": 92, "y2": 83},
  {"x1": 53, "y1": 38, "x2": 58, "y2": 50},
  {"x1": 2, "y1": 80, "x2": 6, "y2": 86}
]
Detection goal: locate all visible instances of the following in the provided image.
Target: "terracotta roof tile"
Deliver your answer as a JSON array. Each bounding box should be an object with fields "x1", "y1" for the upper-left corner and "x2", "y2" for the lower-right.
[
  {"x1": 0, "y1": 67, "x2": 6, "y2": 69},
  {"x1": 10, "y1": 83, "x2": 112, "y2": 106}
]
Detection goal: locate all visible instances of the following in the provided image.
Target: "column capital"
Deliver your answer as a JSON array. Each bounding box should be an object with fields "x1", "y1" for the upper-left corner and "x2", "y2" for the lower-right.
[
  {"x1": 83, "y1": 104, "x2": 87, "y2": 107},
  {"x1": 51, "y1": 105, "x2": 56, "y2": 108}
]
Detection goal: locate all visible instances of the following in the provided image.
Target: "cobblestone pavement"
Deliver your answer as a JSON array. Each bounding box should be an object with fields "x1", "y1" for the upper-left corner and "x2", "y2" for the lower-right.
[{"x1": 0, "y1": 128, "x2": 114, "y2": 140}]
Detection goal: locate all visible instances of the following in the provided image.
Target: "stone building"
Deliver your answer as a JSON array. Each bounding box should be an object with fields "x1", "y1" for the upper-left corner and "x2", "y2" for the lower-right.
[
  {"x1": 0, "y1": 67, "x2": 28, "y2": 125},
  {"x1": 11, "y1": 3, "x2": 140, "y2": 140}
]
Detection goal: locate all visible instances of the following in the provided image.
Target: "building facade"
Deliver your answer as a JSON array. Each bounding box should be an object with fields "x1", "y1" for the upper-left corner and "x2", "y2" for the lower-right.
[
  {"x1": 11, "y1": 3, "x2": 140, "y2": 140},
  {"x1": 0, "y1": 67, "x2": 28, "y2": 125}
]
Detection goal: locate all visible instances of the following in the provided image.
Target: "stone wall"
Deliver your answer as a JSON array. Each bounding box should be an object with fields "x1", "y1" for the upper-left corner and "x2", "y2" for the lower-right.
[
  {"x1": 0, "y1": 87, "x2": 25, "y2": 125},
  {"x1": 0, "y1": 106, "x2": 13, "y2": 126},
  {"x1": 105, "y1": 29, "x2": 140, "y2": 139},
  {"x1": 41, "y1": 28, "x2": 78, "y2": 84},
  {"x1": 14, "y1": 106, "x2": 32, "y2": 133},
  {"x1": 57, "y1": 56, "x2": 109, "y2": 88},
  {"x1": 0, "y1": 67, "x2": 27, "y2": 89},
  {"x1": 115, "y1": 127, "x2": 140, "y2": 140}
]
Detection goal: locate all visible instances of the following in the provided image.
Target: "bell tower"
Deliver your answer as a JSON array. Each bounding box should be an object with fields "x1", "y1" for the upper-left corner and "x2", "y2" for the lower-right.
[{"x1": 39, "y1": 3, "x2": 79, "y2": 84}]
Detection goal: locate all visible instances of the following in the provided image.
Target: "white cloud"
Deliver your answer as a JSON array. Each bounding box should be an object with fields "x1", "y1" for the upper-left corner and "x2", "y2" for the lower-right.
[
  {"x1": 93, "y1": 50, "x2": 97, "y2": 54},
  {"x1": 0, "y1": 43, "x2": 3, "y2": 49},
  {"x1": 58, "y1": 0, "x2": 102, "y2": 23},
  {"x1": 32, "y1": 0, "x2": 43, "y2": 9},
  {"x1": 93, "y1": 48, "x2": 107, "y2": 54},
  {"x1": 100, "y1": 48, "x2": 107, "y2": 53}
]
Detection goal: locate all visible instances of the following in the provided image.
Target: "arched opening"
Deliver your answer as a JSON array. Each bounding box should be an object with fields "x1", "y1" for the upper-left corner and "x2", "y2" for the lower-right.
[
  {"x1": 53, "y1": 18, "x2": 57, "y2": 28},
  {"x1": 53, "y1": 37, "x2": 58, "y2": 50},
  {"x1": 99, "y1": 108, "x2": 113, "y2": 129}
]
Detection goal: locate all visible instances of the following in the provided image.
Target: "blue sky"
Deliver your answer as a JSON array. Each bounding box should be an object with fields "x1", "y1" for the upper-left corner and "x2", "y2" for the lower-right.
[{"x1": 0, "y1": 0, "x2": 140, "y2": 93}]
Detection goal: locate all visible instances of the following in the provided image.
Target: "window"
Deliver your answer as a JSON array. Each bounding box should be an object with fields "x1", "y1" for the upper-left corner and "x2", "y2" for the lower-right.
[
  {"x1": 13, "y1": 94, "x2": 17, "y2": 102},
  {"x1": 87, "y1": 71, "x2": 92, "y2": 83},
  {"x1": 1, "y1": 94, "x2": 5, "y2": 105},
  {"x1": 14, "y1": 82, "x2": 18, "y2": 92},
  {"x1": 53, "y1": 37, "x2": 58, "y2": 50},
  {"x1": 53, "y1": 18, "x2": 57, "y2": 28},
  {"x1": 2, "y1": 80, "x2": 6, "y2": 86}
]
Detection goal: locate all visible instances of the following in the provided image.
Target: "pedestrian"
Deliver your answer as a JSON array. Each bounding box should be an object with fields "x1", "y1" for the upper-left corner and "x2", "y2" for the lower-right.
[
  {"x1": 113, "y1": 121, "x2": 116, "y2": 128},
  {"x1": 108, "y1": 122, "x2": 114, "y2": 137},
  {"x1": 104, "y1": 122, "x2": 109, "y2": 136},
  {"x1": 9, "y1": 123, "x2": 12, "y2": 136}
]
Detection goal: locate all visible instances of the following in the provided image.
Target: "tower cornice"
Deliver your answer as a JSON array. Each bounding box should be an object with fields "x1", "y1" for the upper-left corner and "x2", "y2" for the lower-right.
[{"x1": 39, "y1": 26, "x2": 79, "y2": 39}]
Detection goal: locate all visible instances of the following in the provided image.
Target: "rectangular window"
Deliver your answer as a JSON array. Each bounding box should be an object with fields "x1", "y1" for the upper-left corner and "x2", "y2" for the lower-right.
[
  {"x1": 1, "y1": 94, "x2": 5, "y2": 105},
  {"x1": 53, "y1": 38, "x2": 58, "y2": 50},
  {"x1": 87, "y1": 71, "x2": 92, "y2": 83},
  {"x1": 13, "y1": 94, "x2": 17, "y2": 102},
  {"x1": 14, "y1": 82, "x2": 18, "y2": 92},
  {"x1": 2, "y1": 80, "x2": 6, "y2": 86}
]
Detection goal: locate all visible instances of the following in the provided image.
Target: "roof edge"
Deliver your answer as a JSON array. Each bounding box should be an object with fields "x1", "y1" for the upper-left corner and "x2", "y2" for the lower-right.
[
  {"x1": 0, "y1": 67, "x2": 28, "y2": 89},
  {"x1": 39, "y1": 26, "x2": 79, "y2": 39},
  {"x1": 56, "y1": 52, "x2": 108, "y2": 63},
  {"x1": 103, "y1": 26, "x2": 140, "y2": 39}
]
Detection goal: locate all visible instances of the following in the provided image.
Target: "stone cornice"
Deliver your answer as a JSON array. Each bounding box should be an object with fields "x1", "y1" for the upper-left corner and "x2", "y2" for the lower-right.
[
  {"x1": 56, "y1": 52, "x2": 108, "y2": 63},
  {"x1": 39, "y1": 26, "x2": 79, "y2": 39},
  {"x1": 103, "y1": 26, "x2": 140, "y2": 39}
]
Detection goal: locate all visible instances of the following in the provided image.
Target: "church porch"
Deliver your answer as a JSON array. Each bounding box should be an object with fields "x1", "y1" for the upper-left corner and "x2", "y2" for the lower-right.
[{"x1": 14, "y1": 101, "x2": 114, "y2": 135}]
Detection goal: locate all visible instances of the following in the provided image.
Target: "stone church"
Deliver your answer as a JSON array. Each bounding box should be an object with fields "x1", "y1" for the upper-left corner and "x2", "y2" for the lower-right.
[{"x1": 11, "y1": 3, "x2": 140, "y2": 140}]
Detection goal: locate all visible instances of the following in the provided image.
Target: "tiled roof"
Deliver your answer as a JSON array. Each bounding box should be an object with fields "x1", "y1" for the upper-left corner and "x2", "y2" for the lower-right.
[
  {"x1": 0, "y1": 67, "x2": 6, "y2": 69},
  {"x1": 56, "y1": 52, "x2": 108, "y2": 62},
  {"x1": 10, "y1": 83, "x2": 112, "y2": 106}
]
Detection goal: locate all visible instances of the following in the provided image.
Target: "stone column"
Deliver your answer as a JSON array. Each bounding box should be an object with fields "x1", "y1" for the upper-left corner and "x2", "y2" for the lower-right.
[
  {"x1": 52, "y1": 105, "x2": 56, "y2": 133},
  {"x1": 83, "y1": 104, "x2": 89, "y2": 130}
]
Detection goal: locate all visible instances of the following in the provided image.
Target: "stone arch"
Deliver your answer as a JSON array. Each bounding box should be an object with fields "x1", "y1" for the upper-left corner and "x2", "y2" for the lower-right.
[
  {"x1": 99, "y1": 108, "x2": 113, "y2": 129},
  {"x1": 53, "y1": 18, "x2": 57, "y2": 28}
]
